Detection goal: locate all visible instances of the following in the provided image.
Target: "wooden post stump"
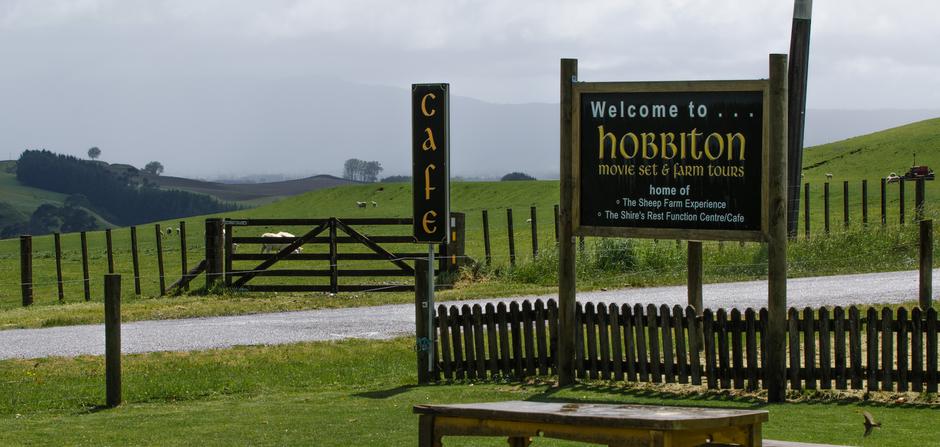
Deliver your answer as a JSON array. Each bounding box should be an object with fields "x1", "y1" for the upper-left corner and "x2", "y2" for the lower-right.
[{"x1": 104, "y1": 274, "x2": 122, "y2": 407}]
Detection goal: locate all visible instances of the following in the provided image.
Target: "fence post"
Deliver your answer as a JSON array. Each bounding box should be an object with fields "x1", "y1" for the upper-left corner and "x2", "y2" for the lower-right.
[
  {"x1": 843, "y1": 180, "x2": 849, "y2": 228},
  {"x1": 105, "y1": 228, "x2": 114, "y2": 274},
  {"x1": 916, "y1": 178, "x2": 926, "y2": 222},
  {"x1": 481, "y1": 210, "x2": 492, "y2": 266},
  {"x1": 900, "y1": 179, "x2": 906, "y2": 225},
  {"x1": 506, "y1": 208, "x2": 516, "y2": 267},
  {"x1": 155, "y1": 224, "x2": 166, "y2": 296},
  {"x1": 824, "y1": 182, "x2": 830, "y2": 234},
  {"x1": 862, "y1": 179, "x2": 869, "y2": 225},
  {"x1": 54, "y1": 233, "x2": 64, "y2": 302},
  {"x1": 688, "y1": 241, "x2": 704, "y2": 350},
  {"x1": 921, "y1": 219, "x2": 933, "y2": 310},
  {"x1": 766, "y1": 53, "x2": 788, "y2": 403},
  {"x1": 804, "y1": 183, "x2": 810, "y2": 239},
  {"x1": 880, "y1": 178, "x2": 887, "y2": 226},
  {"x1": 447, "y1": 212, "x2": 466, "y2": 273},
  {"x1": 81, "y1": 232, "x2": 90, "y2": 301},
  {"x1": 554, "y1": 204, "x2": 560, "y2": 243},
  {"x1": 329, "y1": 218, "x2": 338, "y2": 294},
  {"x1": 224, "y1": 221, "x2": 233, "y2": 288},
  {"x1": 415, "y1": 258, "x2": 434, "y2": 384},
  {"x1": 130, "y1": 227, "x2": 141, "y2": 295},
  {"x1": 20, "y1": 235, "x2": 32, "y2": 307},
  {"x1": 530, "y1": 206, "x2": 539, "y2": 258},
  {"x1": 557, "y1": 57, "x2": 578, "y2": 386},
  {"x1": 104, "y1": 274, "x2": 122, "y2": 408},
  {"x1": 179, "y1": 221, "x2": 188, "y2": 291},
  {"x1": 205, "y1": 218, "x2": 223, "y2": 290}
]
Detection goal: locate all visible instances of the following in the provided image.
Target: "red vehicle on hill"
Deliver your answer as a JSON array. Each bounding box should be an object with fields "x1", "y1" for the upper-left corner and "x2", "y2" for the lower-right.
[{"x1": 902, "y1": 165, "x2": 934, "y2": 181}]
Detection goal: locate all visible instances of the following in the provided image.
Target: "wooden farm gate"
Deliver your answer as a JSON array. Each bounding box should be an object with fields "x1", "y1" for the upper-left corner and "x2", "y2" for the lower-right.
[
  {"x1": 431, "y1": 299, "x2": 939, "y2": 393},
  {"x1": 224, "y1": 218, "x2": 448, "y2": 293}
]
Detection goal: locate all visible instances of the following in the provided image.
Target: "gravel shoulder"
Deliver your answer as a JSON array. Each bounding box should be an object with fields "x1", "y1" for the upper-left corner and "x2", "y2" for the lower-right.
[{"x1": 0, "y1": 268, "x2": 934, "y2": 360}]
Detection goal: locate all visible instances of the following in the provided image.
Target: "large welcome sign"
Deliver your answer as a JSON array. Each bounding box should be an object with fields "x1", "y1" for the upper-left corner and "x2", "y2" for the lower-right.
[
  {"x1": 573, "y1": 81, "x2": 769, "y2": 241},
  {"x1": 412, "y1": 84, "x2": 450, "y2": 243}
]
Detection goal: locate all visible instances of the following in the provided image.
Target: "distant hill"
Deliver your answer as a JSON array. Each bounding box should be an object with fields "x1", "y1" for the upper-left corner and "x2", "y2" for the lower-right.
[
  {"x1": 150, "y1": 173, "x2": 358, "y2": 202},
  {"x1": 0, "y1": 156, "x2": 361, "y2": 235}
]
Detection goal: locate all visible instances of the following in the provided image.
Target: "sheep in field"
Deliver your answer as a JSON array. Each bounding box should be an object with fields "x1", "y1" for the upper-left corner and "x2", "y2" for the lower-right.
[
  {"x1": 356, "y1": 201, "x2": 367, "y2": 208},
  {"x1": 222, "y1": 228, "x2": 238, "y2": 253},
  {"x1": 260, "y1": 231, "x2": 304, "y2": 254}
]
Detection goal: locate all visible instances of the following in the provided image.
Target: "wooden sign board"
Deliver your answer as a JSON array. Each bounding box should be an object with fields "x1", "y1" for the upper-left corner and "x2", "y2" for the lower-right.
[
  {"x1": 412, "y1": 83, "x2": 451, "y2": 243},
  {"x1": 572, "y1": 81, "x2": 769, "y2": 242}
]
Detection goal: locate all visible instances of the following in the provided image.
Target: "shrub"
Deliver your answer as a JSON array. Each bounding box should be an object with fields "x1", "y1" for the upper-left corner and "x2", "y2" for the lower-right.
[{"x1": 593, "y1": 238, "x2": 638, "y2": 271}]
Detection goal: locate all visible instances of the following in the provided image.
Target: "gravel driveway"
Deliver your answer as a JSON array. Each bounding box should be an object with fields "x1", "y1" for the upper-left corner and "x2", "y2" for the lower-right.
[{"x1": 0, "y1": 268, "x2": 934, "y2": 360}]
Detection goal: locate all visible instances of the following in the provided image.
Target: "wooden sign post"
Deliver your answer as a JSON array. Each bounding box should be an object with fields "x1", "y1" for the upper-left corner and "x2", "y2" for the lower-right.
[
  {"x1": 559, "y1": 55, "x2": 788, "y2": 401},
  {"x1": 412, "y1": 83, "x2": 450, "y2": 381}
]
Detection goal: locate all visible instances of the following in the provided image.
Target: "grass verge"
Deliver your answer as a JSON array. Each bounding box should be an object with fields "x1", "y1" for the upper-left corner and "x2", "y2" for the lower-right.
[{"x1": 0, "y1": 337, "x2": 935, "y2": 446}]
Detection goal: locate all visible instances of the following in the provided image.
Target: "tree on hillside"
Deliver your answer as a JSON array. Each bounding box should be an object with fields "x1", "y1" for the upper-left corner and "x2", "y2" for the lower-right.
[
  {"x1": 144, "y1": 161, "x2": 165, "y2": 175},
  {"x1": 380, "y1": 175, "x2": 410, "y2": 183},
  {"x1": 87, "y1": 147, "x2": 101, "y2": 160},
  {"x1": 343, "y1": 158, "x2": 383, "y2": 182},
  {"x1": 501, "y1": 172, "x2": 535, "y2": 181}
]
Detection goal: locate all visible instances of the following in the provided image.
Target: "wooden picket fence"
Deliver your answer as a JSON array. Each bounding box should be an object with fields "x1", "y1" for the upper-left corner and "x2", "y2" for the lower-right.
[{"x1": 431, "y1": 299, "x2": 939, "y2": 392}]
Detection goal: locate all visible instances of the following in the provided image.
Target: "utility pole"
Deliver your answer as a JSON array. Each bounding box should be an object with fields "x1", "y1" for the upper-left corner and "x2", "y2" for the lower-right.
[{"x1": 786, "y1": 0, "x2": 813, "y2": 237}]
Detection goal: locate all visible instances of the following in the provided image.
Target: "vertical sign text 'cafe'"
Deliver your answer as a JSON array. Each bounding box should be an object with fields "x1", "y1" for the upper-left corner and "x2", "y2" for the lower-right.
[{"x1": 412, "y1": 84, "x2": 450, "y2": 243}]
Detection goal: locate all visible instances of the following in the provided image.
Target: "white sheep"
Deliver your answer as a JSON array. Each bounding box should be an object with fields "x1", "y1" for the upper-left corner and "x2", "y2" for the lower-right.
[
  {"x1": 356, "y1": 201, "x2": 367, "y2": 208},
  {"x1": 260, "y1": 231, "x2": 303, "y2": 254},
  {"x1": 371, "y1": 201, "x2": 377, "y2": 207},
  {"x1": 825, "y1": 173, "x2": 833, "y2": 180}
]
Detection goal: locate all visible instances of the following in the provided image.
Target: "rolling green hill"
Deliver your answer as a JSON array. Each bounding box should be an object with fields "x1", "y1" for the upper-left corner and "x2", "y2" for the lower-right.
[
  {"x1": 802, "y1": 117, "x2": 940, "y2": 182},
  {"x1": 800, "y1": 117, "x2": 940, "y2": 232},
  {"x1": 1, "y1": 116, "x2": 938, "y2": 308}
]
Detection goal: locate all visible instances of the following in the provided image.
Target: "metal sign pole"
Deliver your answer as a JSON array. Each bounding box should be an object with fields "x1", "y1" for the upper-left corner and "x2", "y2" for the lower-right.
[{"x1": 427, "y1": 243, "x2": 435, "y2": 371}]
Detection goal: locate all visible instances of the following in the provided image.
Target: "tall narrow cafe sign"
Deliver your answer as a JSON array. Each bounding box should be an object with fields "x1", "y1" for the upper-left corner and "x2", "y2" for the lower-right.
[{"x1": 412, "y1": 84, "x2": 450, "y2": 243}]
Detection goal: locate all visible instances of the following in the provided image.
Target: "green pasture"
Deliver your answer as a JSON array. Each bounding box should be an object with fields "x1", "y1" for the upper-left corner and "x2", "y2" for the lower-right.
[
  {"x1": 800, "y1": 117, "x2": 940, "y2": 235},
  {"x1": 0, "y1": 337, "x2": 933, "y2": 446},
  {"x1": 0, "y1": 178, "x2": 937, "y2": 328},
  {"x1": 1, "y1": 117, "x2": 939, "y2": 324}
]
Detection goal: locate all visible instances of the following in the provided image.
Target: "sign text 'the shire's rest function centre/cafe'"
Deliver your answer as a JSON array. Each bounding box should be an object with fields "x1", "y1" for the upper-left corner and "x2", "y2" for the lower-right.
[
  {"x1": 573, "y1": 81, "x2": 769, "y2": 241},
  {"x1": 412, "y1": 84, "x2": 450, "y2": 243}
]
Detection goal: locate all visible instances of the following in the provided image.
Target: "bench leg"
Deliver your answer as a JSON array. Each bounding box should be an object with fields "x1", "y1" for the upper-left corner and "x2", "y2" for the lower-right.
[
  {"x1": 419, "y1": 415, "x2": 442, "y2": 447},
  {"x1": 507, "y1": 436, "x2": 531, "y2": 447},
  {"x1": 746, "y1": 423, "x2": 762, "y2": 447}
]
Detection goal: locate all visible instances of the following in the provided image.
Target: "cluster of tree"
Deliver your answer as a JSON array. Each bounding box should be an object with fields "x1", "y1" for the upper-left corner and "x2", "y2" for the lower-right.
[
  {"x1": 16, "y1": 150, "x2": 238, "y2": 227},
  {"x1": 501, "y1": 172, "x2": 535, "y2": 181},
  {"x1": 0, "y1": 199, "x2": 99, "y2": 238},
  {"x1": 343, "y1": 159, "x2": 383, "y2": 182},
  {"x1": 379, "y1": 175, "x2": 410, "y2": 183},
  {"x1": 27, "y1": 204, "x2": 98, "y2": 235},
  {"x1": 0, "y1": 202, "x2": 29, "y2": 239}
]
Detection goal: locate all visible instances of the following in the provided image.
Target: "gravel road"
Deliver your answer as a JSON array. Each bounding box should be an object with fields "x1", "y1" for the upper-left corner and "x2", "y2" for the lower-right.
[{"x1": 0, "y1": 268, "x2": 934, "y2": 360}]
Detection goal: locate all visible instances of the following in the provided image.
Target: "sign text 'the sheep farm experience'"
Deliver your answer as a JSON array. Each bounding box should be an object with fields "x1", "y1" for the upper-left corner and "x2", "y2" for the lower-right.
[
  {"x1": 573, "y1": 81, "x2": 769, "y2": 241},
  {"x1": 412, "y1": 84, "x2": 451, "y2": 243}
]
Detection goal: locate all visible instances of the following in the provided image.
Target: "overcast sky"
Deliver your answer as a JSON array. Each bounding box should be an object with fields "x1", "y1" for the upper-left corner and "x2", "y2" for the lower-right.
[{"x1": 1, "y1": 0, "x2": 938, "y2": 177}]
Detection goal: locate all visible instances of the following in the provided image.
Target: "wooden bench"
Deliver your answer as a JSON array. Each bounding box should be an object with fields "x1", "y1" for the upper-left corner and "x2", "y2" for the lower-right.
[{"x1": 414, "y1": 401, "x2": 769, "y2": 447}]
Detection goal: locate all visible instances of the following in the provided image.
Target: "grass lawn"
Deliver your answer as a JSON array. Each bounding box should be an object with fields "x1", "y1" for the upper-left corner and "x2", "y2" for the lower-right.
[{"x1": 0, "y1": 337, "x2": 934, "y2": 446}]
